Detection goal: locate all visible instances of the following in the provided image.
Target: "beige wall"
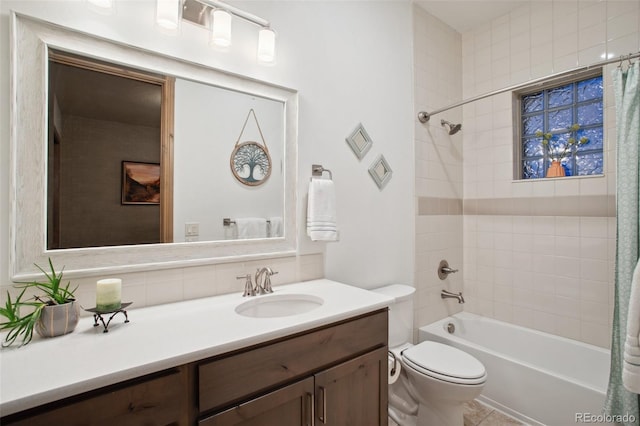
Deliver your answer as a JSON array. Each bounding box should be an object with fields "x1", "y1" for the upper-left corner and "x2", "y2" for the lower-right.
[
  {"x1": 460, "y1": 1, "x2": 640, "y2": 348},
  {"x1": 414, "y1": 1, "x2": 640, "y2": 349},
  {"x1": 413, "y1": 5, "x2": 464, "y2": 341},
  {"x1": 58, "y1": 115, "x2": 160, "y2": 248}
]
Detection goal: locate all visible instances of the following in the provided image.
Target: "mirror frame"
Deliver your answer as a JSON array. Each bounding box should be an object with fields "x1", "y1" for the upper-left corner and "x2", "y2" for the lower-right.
[{"x1": 10, "y1": 13, "x2": 298, "y2": 280}]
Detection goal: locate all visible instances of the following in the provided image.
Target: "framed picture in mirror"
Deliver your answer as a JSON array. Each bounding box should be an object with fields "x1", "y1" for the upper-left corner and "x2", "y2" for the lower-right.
[
  {"x1": 345, "y1": 123, "x2": 373, "y2": 160},
  {"x1": 121, "y1": 161, "x2": 160, "y2": 204}
]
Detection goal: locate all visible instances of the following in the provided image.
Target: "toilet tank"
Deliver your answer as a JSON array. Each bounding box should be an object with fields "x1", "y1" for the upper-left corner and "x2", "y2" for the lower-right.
[{"x1": 372, "y1": 284, "x2": 415, "y2": 348}]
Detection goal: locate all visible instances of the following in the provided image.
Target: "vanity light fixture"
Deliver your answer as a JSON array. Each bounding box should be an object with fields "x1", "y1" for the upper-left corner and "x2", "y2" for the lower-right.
[
  {"x1": 180, "y1": 0, "x2": 276, "y2": 64},
  {"x1": 156, "y1": 0, "x2": 181, "y2": 30},
  {"x1": 210, "y1": 9, "x2": 232, "y2": 47}
]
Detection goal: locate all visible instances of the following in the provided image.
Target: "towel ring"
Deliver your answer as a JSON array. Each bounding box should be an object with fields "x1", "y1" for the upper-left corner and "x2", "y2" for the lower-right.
[{"x1": 311, "y1": 164, "x2": 333, "y2": 180}]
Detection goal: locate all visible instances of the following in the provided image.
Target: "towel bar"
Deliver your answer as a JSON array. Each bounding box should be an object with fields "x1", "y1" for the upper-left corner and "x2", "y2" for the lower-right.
[
  {"x1": 311, "y1": 164, "x2": 333, "y2": 180},
  {"x1": 223, "y1": 218, "x2": 271, "y2": 227}
]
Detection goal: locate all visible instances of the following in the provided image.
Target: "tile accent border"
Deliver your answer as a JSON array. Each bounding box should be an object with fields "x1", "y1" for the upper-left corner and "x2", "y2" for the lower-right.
[
  {"x1": 418, "y1": 197, "x2": 463, "y2": 215},
  {"x1": 418, "y1": 195, "x2": 615, "y2": 217}
]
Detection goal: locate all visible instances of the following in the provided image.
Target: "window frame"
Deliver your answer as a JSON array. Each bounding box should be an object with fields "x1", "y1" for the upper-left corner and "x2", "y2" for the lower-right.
[{"x1": 513, "y1": 68, "x2": 604, "y2": 180}]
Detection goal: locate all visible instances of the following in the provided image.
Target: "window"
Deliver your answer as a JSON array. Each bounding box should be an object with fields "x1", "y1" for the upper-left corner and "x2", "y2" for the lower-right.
[{"x1": 518, "y1": 71, "x2": 603, "y2": 179}]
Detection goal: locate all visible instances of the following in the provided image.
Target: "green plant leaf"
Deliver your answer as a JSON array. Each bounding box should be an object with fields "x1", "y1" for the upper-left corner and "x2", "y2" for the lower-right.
[{"x1": 2, "y1": 258, "x2": 75, "y2": 346}]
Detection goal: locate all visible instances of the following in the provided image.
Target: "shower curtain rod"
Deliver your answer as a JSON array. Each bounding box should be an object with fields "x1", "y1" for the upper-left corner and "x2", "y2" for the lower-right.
[{"x1": 417, "y1": 51, "x2": 640, "y2": 123}]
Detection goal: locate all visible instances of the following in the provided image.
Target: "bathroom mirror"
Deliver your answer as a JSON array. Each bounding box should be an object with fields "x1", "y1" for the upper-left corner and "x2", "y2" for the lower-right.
[{"x1": 10, "y1": 13, "x2": 298, "y2": 278}]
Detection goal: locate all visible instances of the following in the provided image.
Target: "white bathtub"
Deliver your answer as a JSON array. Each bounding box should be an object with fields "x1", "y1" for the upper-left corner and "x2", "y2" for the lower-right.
[{"x1": 419, "y1": 312, "x2": 611, "y2": 426}]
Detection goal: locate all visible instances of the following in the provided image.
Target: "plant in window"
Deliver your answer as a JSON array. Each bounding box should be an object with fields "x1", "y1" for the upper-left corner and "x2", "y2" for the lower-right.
[{"x1": 536, "y1": 124, "x2": 589, "y2": 162}]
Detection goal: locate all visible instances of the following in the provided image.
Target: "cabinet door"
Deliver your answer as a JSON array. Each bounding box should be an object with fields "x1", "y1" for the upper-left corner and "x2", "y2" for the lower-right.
[
  {"x1": 199, "y1": 377, "x2": 314, "y2": 426},
  {"x1": 314, "y1": 347, "x2": 388, "y2": 426}
]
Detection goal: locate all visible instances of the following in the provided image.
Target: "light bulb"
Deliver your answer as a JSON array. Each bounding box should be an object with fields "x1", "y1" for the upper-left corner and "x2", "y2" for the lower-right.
[
  {"x1": 156, "y1": 0, "x2": 180, "y2": 30},
  {"x1": 211, "y1": 9, "x2": 232, "y2": 47},
  {"x1": 257, "y1": 27, "x2": 276, "y2": 64}
]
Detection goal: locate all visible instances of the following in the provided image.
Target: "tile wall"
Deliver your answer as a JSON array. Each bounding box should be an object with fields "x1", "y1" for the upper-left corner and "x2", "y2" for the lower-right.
[
  {"x1": 413, "y1": 5, "x2": 464, "y2": 340},
  {"x1": 63, "y1": 254, "x2": 324, "y2": 315},
  {"x1": 460, "y1": 0, "x2": 640, "y2": 348}
]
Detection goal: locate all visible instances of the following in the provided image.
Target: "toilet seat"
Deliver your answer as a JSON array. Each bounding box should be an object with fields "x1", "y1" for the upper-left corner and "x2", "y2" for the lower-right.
[{"x1": 401, "y1": 341, "x2": 487, "y2": 385}]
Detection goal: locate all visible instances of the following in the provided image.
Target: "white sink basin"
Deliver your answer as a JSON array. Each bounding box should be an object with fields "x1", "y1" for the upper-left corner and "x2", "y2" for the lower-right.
[{"x1": 235, "y1": 294, "x2": 324, "y2": 318}]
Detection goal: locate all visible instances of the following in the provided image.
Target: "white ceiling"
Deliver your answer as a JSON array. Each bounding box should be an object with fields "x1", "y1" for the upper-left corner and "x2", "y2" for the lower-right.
[{"x1": 415, "y1": 0, "x2": 528, "y2": 33}]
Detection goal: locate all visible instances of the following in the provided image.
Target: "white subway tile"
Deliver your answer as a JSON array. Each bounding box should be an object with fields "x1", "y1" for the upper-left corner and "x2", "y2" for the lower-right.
[
  {"x1": 581, "y1": 321, "x2": 611, "y2": 348},
  {"x1": 555, "y1": 236, "x2": 580, "y2": 257},
  {"x1": 580, "y1": 300, "x2": 611, "y2": 325},
  {"x1": 580, "y1": 237, "x2": 609, "y2": 260},
  {"x1": 607, "y1": 12, "x2": 639, "y2": 41},
  {"x1": 580, "y1": 258, "x2": 609, "y2": 282},
  {"x1": 533, "y1": 310, "x2": 557, "y2": 334},
  {"x1": 556, "y1": 316, "x2": 581, "y2": 340},
  {"x1": 580, "y1": 217, "x2": 608, "y2": 238},
  {"x1": 581, "y1": 279, "x2": 609, "y2": 303},
  {"x1": 146, "y1": 281, "x2": 184, "y2": 306},
  {"x1": 556, "y1": 276, "x2": 581, "y2": 299}
]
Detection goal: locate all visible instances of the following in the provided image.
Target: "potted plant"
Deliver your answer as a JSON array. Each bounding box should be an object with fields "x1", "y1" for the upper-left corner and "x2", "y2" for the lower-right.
[
  {"x1": 536, "y1": 124, "x2": 590, "y2": 178},
  {"x1": 0, "y1": 258, "x2": 79, "y2": 347}
]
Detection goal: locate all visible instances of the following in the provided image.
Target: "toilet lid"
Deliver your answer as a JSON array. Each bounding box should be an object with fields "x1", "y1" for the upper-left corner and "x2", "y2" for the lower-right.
[{"x1": 402, "y1": 341, "x2": 486, "y2": 383}]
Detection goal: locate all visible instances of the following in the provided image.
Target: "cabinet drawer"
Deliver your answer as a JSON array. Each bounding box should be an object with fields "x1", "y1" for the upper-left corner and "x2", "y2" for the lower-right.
[
  {"x1": 4, "y1": 368, "x2": 188, "y2": 426},
  {"x1": 199, "y1": 377, "x2": 314, "y2": 426},
  {"x1": 198, "y1": 309, "x2": 387, "y2": 413}
]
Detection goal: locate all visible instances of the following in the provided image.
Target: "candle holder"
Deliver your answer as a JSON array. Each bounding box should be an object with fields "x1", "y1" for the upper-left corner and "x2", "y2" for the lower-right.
[{"x1": 85, "y1": 302, "x2": 132, "y2": 333}]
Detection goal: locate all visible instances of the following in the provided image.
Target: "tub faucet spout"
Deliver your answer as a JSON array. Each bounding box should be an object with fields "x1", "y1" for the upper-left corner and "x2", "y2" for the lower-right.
[{"x1": 441, "y1": 289, "x2": 465, "y2": 304}]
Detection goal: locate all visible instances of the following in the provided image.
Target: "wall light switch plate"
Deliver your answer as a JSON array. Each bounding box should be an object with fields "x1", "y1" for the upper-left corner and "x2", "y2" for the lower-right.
[{"x1": 185, "y1": 222, "x2": 199, "y2": 236}]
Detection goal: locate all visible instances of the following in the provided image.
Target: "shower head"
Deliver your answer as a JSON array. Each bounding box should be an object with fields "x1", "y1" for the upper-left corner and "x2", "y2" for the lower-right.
[{"x1": 441, "y1": 119, "x2": 462, "y2": 135}]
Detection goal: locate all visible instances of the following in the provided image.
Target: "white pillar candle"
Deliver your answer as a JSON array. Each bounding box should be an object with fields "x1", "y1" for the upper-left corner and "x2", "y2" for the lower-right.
[{"x1": 96, "y1": 278, "x2": 122, "y2": 312}]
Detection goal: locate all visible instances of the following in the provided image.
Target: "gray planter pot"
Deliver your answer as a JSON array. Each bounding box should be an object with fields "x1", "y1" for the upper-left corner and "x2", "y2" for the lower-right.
[{"x1": 35, "y1": 301, "x2": 80, "y2": 338}]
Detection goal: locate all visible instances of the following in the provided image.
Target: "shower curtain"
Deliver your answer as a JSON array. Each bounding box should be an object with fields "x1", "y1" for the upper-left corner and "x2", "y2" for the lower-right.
[{"x1": 605, "y1": 61, "x2": 640, "y2": 426}]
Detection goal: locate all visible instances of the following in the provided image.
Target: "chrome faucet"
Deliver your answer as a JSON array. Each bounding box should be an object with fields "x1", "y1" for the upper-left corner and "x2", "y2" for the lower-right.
[
  {"x1": 238, "y1": 268, "x2": 279, "y2": 296},
  {"x1": 441, "y1": 289, "x2": 465, "y2": 304},
  {"x1": 255, "y1": 267, "x2": 278, "y2": 294}
]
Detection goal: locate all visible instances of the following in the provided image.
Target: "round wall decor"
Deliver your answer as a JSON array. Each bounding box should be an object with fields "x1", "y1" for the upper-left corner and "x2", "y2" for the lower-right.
[{"x1": 230, "y1": 109, "x2": 272, "y2": 186}]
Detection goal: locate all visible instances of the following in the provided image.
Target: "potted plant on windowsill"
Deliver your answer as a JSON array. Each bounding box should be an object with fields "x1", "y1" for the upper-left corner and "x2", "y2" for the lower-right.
[
  {"x1": 0, "y1": 259, "x2": 79, "y2": 347},
  {"x1": 536, "y1": 124, "x2": 590, "y2": 178}
]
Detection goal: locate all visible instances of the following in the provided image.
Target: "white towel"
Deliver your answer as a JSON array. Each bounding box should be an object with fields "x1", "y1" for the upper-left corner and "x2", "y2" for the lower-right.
[
  {"x1": 623, "y1": 259, "x2": 640, "y2": 393},
  {"x1": 306, "y1": 178, "x2": 338, "y2": 242},
  {"x1": 235, "y1": 218, "x2": 268, "y2": 239},
  {"x1": 269, "y1": 217, "x2": 283, "y2": 238}
]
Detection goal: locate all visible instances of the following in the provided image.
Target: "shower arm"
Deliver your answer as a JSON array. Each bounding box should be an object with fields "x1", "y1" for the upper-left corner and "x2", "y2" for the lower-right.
[{"x1": 417, "y1": 50, "x2": 640, "y2": 123}]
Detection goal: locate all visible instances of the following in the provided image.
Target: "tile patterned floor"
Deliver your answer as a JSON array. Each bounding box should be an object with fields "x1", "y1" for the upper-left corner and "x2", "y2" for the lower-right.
[
  {"x1": 463, "y1": 400, "x2": 525, "y2": 426},
  {"x1": 388, "y1": 400, "x2": 526, "y2": 426}
]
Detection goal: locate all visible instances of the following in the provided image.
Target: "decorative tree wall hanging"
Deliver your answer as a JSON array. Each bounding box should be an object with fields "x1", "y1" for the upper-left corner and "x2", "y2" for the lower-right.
[{"x1": 230, "y1": 109, "x2": 272, "y2": 186}]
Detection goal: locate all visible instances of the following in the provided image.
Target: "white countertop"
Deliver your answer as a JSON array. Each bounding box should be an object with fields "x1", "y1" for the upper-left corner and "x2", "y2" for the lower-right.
[{"x1": 0, "y1": 279, "x2": 393, "y2": 416}]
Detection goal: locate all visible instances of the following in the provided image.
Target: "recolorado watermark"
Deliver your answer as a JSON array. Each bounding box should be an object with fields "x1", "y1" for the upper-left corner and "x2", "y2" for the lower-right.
[{"x1": 576, "y1": 412, "x2": 637, "y2": 423}]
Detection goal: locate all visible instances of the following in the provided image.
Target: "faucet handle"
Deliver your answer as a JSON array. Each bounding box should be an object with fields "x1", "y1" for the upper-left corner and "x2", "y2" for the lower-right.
[
  {"x1": 438, "y1": 260, "x2": 459, "y2": 280},
  {"x1": 262, "y1": 270, "x2": 278, "y2": 293},
  {"x1": 237, "y1": 274, "x2": 255, "y2": 297}
]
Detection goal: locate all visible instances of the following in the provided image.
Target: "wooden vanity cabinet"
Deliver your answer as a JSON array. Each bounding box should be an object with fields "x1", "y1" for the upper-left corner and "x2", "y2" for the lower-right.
[
  {"x1": 198, "y1": 309, "x2": 388, "y2": 426},
  {"x1": 1, "y1": 309, "x2": 388, "y2": 426},
  {"x1": 200, "y1": 347, "x2": 387, "y2": 426}
]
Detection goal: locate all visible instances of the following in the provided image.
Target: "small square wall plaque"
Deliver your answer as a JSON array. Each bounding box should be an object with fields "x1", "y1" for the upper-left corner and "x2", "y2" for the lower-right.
[
  {"x1": 368, "y1": 154, "x2": 392, "y2": 190},
  {"x1": 345, "y1": 123, "x2": 373, "y2": 160}
]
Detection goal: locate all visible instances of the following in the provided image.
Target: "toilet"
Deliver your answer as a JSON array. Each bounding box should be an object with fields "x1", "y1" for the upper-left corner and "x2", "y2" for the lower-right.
[{"x1": 373, "y1": 284, "x2": 487, "y2": 426}]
